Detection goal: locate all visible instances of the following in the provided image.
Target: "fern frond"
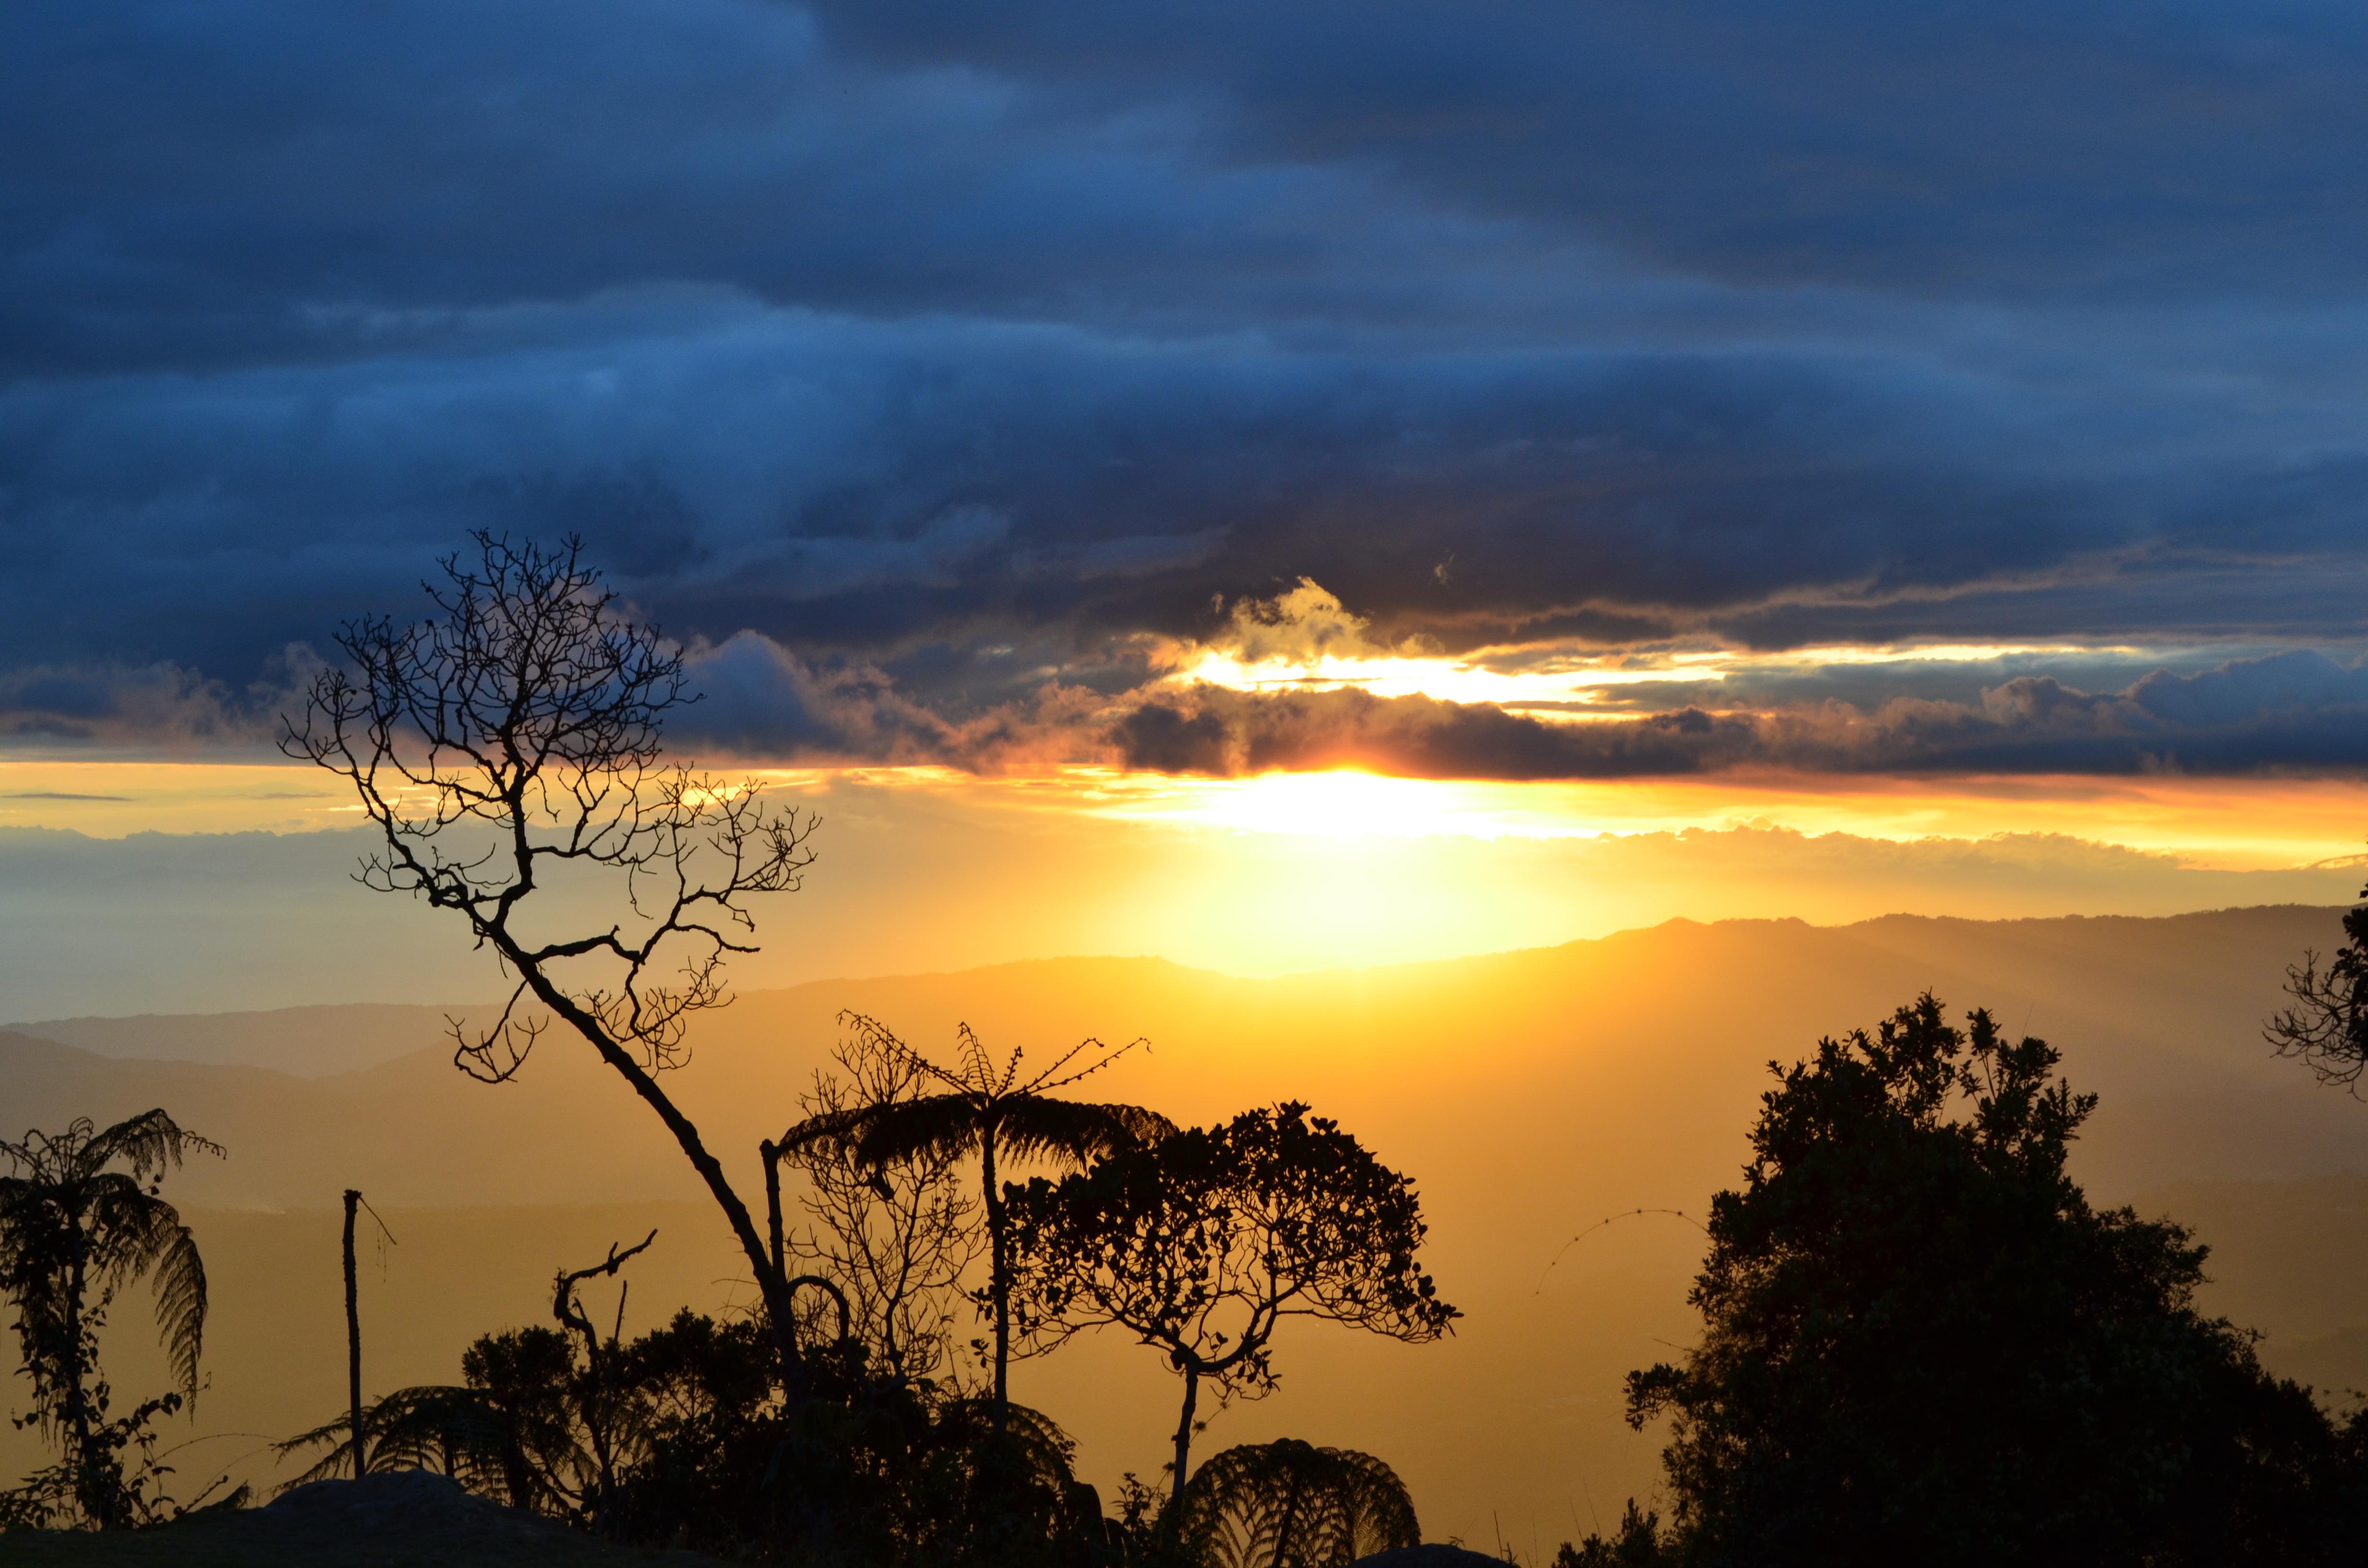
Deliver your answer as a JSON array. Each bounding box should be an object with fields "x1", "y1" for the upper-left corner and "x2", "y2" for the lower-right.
[{"x1": 148, "y1": 1222, "x2": 208, "y2": 1400}]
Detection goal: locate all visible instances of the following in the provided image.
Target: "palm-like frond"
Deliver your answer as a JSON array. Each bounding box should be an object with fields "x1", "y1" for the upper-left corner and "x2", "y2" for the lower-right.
[
  {"x1": 147, "y1": 1222, "x2": 207, "y2": 1399},
  {"x1": 275, "y1": 1384, "x2": 520, "y2": 1495},
  {"x1": 929, "y1": 1396, "x2": 1079, "y2": 1488},
  {"x1": 77, "y1": 1110, "x2": 223, "y2": 1187},
  {"x1": 774, "y1": 1102, "x2": 876, "y2": 1159},
  {"x1": 849, "y1": 1095, "x2": 989, "y2": 1171},
  {"x1": 993, "y1": 1098, "x2": 1175, "y2": 1166},
  {"x1": 784, "y1": 1090, "x2": 1172, "y2": 1175},
  {"x1": 81, "y1": 1173, "x2": 208, "y2": 1400},
  {"x1": 0, "y1": 1110, "x2": 221, "y2": 1412},
  {"x1": 1180, "y1": 1440, "x2": 1420, "y2": 1568},
  {"x1": 953, "y1": 1022, "x2": 1011, "y2": 1097}
]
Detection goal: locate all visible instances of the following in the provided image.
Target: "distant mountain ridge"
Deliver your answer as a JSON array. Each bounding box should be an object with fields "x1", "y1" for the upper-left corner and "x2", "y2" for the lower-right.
[
  {"x1": 7, "y1": 901, "x2": 2353, "y2": 1079},
  {"x1": 6, "y1": 1002, "x2": 495, "y2": 1078},
  {"x1": 2, "y1": 903, "x2": 2360, "y2": 1213}
]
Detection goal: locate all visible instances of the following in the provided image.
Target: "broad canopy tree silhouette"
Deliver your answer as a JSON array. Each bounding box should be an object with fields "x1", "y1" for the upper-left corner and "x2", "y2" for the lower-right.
[
  {"x1": 1002, "y1": 1102, "x2": 1456, "y2": 1504},
  {"x1": 1625, "y1": 994, "x2": 2353, "y2": 1567},
  {"x1": 776, "y1": 1013, "x2": 1173, "y2": 1418},
  {"x1": 284, "y1": 533, "x2": 825, "y2": 1383},
  {"x1": 0, "y1": 1110, "x2": 221, "y2": 1529}
]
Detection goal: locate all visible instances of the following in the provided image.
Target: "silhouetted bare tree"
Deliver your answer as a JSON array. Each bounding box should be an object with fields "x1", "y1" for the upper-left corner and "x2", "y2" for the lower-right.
[
  {"x1": 1004, "y1": 1102, "x2": 1456, "y2": 1503},
  {"x1": 0, "y1": 1111, "x2": 220, "y2": 1528},
  {"x1": 284, "y1": 533, "x2": 821, "y2": 1379},
  {"x1": 777, "y1": 1012, "x2": 1172, "y2": 1420},
  {"x1": 2268, "y1": 888, "x2": 2368, "y2": 1092}
]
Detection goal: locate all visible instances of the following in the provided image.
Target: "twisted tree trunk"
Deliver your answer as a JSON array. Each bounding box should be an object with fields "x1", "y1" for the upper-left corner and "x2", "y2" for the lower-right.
[{"x1": 1170, "y1": 1357, "x2": 1202, "y2": 1508}]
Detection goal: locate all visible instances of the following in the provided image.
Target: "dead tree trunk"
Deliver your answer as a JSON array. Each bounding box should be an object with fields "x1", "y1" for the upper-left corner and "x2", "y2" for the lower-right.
[{"x1": 343, "y1": 1188, "x2": 364, "y2": 1481}]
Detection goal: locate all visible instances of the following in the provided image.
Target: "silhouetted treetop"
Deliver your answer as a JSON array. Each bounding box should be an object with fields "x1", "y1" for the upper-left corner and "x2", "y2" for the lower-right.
[
  {"x1": 1005, "y1": 1101, "x2": 1455, "y2": 1500},
  {"x1": 1627, "y1": 993, "x2": 2356, "y2": 1567},
  {"x1": 284, "y1": 531, "x2": 816, "y2": 1082}
]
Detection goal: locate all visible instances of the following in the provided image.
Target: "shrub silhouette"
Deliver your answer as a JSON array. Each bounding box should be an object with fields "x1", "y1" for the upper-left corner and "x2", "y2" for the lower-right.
[
  {"x1": 280, "y1": 1297, "x2": 1109, "y2": 1566},
  {"x1": 1551, "y1": 1502, "x2": 1667, "y2": 1568}
]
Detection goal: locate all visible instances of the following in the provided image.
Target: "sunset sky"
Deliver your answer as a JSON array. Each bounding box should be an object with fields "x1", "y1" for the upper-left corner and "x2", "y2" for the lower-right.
[{"x1": 8, "y1": 1, "x2": 2368, "y2": 1012}]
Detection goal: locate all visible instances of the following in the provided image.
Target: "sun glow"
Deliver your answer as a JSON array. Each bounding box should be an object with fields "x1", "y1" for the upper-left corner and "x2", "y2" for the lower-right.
[
  {"x1": 1167, "y1": 639, "x2": 2150, "y2": 715},
  {"x1": 3, "y1": 757, "x2": 2365, "y2": 877},
  {"x1": 1105, "y1": 768, "x2": 1489, "y2": 839},
  {"x1": 1, "y1": 756, "x2": 2363, "y2": 994}
]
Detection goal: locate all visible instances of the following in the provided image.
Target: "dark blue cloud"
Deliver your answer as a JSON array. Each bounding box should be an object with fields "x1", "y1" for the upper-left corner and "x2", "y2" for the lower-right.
[
  {"x1": 4, "y1": 0, "x2": 2368, "y2": 769},
  {"x1": 809, "y1": 0, "x2": 2368, "y2": 301}
]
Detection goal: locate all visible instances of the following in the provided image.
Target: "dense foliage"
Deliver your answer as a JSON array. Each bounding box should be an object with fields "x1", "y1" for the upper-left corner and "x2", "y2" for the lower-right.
[
  {"x1": 1611, "y1": 994, "x2": 2368, "y2": 1567},
  {"x1": 254, "y1": 1087, "x2": 1452, "y2": 1565},
  {"x1": 280, "y1": 1305, "x2": 1108, "y2": 1567}
]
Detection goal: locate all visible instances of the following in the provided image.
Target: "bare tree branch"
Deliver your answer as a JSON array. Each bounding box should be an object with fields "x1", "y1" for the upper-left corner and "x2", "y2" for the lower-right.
[{"x1": 284, "y1": 533, "x2": 819, "y2": 1386}]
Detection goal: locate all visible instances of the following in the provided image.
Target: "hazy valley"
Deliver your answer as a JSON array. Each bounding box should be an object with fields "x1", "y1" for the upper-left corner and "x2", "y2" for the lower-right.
[{"x1": 5, "y1": 904, "x2": 2363, "y2": 1547}]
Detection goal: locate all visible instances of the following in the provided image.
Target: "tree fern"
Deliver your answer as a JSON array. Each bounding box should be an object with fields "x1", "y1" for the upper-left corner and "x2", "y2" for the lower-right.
[{"x1": 1179, "y1": 1439, "x2": 1421, "y2": 1568}]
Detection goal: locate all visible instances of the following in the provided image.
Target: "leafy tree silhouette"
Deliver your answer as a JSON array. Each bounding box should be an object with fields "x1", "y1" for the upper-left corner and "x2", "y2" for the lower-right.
[
  {"x1": 1004, "y1": 1102, "x2": 1455, "y2": 1504},
  {"x1": 777, "y1": 1012, "x2": 1172, "y2": 1420},
  {"x1": 1627, "y1": 993, "x2": 2355, "y2": 1567},
  {"x1": 0, "y1": 1111, "x2": 220, "y2": 1528},
  {"x1": 1175, "y1": 1438, "x2": 1420, "y2": 1568},
  {"x1": 284, "y1": 533, "x2": 822, "y2": 1384}
]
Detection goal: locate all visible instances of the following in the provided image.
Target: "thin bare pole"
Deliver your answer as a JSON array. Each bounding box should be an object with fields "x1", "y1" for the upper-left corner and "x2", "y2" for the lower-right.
[{"x1": 343, "y1": 1188, "x2": 365, "y2": 1480}]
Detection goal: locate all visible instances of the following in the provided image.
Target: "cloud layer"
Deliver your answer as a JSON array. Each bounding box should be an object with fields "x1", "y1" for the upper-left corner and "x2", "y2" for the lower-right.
[{"x1": 6, "y1": 1, "x2": 2368, "y2": 770}]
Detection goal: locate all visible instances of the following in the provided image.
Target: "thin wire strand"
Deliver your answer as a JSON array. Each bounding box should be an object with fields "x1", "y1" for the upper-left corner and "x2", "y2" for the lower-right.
[{"x1": 1533, "y1": 1208, "x2": 1706, "y2": 1294}]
